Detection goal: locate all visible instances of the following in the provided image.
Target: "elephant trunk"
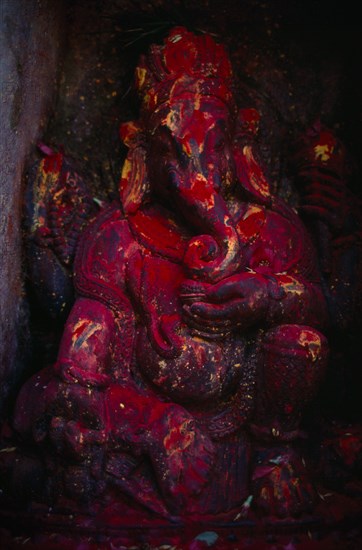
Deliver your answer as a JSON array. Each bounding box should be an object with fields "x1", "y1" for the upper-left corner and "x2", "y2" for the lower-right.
[{"x1": 169, "y1": 167, "x2": 241, "y2": 282}]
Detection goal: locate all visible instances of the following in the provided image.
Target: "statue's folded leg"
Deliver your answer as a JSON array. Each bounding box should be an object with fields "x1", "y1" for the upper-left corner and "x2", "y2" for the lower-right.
[
  {"x1": 105, "y1": 385, "x2": 215, "y2": 512},
  {"x1": 13, "y1": 296, "x2": 215, "y2": 514},
  {"x1": 250, "y1": 324, "x2": 329, "y2": 518}
]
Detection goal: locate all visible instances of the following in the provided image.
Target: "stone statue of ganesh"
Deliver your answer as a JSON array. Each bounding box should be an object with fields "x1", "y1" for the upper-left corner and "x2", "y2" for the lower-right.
[{"x1": 14, "y1": 28, "x2": 331, "y2": 520}]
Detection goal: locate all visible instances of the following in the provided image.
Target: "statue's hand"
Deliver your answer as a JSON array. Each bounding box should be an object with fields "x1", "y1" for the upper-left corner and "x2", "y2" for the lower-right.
[{"x1": 181, "y1": 273, "x2": 271, "y2": 332}]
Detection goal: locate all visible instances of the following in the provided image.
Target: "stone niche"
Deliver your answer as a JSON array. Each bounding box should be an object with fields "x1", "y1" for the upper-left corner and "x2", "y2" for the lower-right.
[{"x1": 0, "y1": 0, "x2": 361, "y2": 548}]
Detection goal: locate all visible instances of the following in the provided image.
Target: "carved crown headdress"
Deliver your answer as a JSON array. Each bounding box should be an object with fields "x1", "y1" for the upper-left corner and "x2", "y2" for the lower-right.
[{"x1": 135, "y1": 27, "x2": 235, "y2": 117}]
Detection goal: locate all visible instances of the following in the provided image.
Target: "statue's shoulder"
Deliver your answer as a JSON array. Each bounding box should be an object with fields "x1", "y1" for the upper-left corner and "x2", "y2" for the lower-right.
[
  {"x1": 235, "y1": 199, "x2": 319, "y2": 277},
  {"x1": 76, "y1": 202, "x2": 133, "y2": 260},
  {"x1": 235, "y1": 203, "x2": 268, "y2": 243},
  {"x1": 235, "y1": 199, "x2": 307, "y2": 241},
  {"x1": 235, "y1": 200, "x2": 301, "y2": 248},
  {"x1": 268, "y1": 199, "x2": 312, "y2": 239},
  {"x1": 74, "y1": 202, "x2": 136, "y2": 295}
]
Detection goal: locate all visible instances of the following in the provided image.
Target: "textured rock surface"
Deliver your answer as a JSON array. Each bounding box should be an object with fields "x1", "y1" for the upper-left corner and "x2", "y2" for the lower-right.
[{"x1": 0, "y1": 0, "x2": 65, "y2": 416}]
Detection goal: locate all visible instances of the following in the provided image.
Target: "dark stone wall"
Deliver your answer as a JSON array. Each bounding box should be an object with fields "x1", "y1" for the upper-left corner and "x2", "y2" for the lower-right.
[{"x1": 0, "y1": 0, "x2": 66, "y2": 416}]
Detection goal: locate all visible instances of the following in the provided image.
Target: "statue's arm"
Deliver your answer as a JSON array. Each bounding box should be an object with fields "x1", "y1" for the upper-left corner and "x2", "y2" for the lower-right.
[
  {"x1": 13, "y1": 295, "x2": 126, "y2": 455},
  {"x1": 181, "y1": 270, "x2": 328, "y2": 333},
  {"x1": 182, "y1": 198, "x2": 330, "y2": 332},
  {"x1": 263, "y1": 272, "x2": 328, "y2": 329},
  {"x1": 54, "y1": 297, "x2": 119, "y2": 387},
  {"x1": 28, "y1": 294, "x2": 135, "y2": 458}
]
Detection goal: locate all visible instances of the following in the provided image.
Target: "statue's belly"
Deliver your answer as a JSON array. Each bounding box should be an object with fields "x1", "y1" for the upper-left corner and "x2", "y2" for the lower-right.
[{"x1": 135, "y1": 325, "x2": 246, "y2": 403}]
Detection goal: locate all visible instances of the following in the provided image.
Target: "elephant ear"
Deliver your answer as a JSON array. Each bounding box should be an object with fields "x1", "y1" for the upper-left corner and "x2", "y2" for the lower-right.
[
  {"x1": 24, "y1": 145, "x2": 97, "y2": 319},
  {"x1": 119, "y1": 121, "x2": 150, "y2": 214},
  {"x1": 233, "y1": 108, "x2": 272, "y2": 206}
]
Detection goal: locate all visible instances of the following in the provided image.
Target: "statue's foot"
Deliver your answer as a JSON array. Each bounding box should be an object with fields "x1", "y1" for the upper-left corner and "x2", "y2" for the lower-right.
[
  {"x1": 252, "y1": 445, "x2": 315, "y2": 518},
  {"x1": 147, "y1": 406, "x2": 215, "y2": 511}
]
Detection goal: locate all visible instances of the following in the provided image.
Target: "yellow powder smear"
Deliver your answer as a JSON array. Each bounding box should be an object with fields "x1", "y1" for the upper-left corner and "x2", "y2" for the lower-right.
[
  {"x1": 314, "y1": 144, "x2": 334, "y2": 162},
  {"x1": 298, "y1": 330, "x2": 321, "y2": 362},
  {"x1": 71, "y1": 320, "x2": 103, "y2": 347},
  {"x1": 242, "y1": 204, "x2": 264, "y2": 220}
]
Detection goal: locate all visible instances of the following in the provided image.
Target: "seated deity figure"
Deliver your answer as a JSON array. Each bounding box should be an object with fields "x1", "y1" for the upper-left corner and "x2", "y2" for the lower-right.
[{"x1": 14, "y1": 27, "x2": 330, "y2": 520}]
